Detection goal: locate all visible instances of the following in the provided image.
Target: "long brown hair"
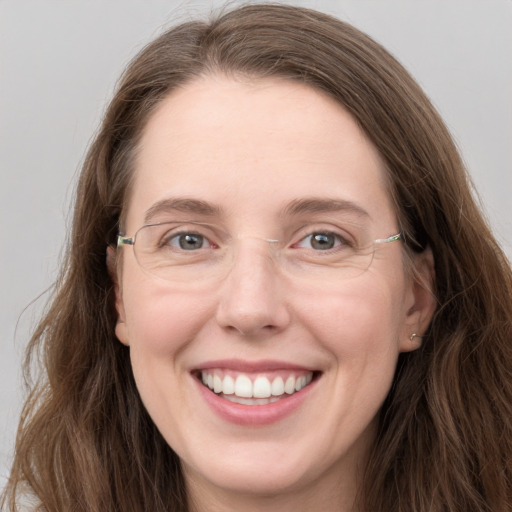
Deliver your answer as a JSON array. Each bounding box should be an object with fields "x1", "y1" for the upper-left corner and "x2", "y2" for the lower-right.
[{"x1": 3, "y1": 4, "x2": 511, "y2": 511}]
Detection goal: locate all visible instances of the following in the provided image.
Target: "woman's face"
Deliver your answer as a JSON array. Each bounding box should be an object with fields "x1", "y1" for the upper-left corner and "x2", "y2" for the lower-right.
[{"x1": 114, "y1": 76, "x2": 434, "y2": 507}]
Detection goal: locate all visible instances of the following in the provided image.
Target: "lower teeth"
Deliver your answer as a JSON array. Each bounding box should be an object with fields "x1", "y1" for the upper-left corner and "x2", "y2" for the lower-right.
[{"x1": 218, "y1": 393, "x2": 283, "y2": 405}]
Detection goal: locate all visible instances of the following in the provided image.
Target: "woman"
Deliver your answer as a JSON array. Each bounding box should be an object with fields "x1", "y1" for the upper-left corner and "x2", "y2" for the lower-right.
[{"x1": 3, "y1": 4, "x2": 511, "y2": 511}]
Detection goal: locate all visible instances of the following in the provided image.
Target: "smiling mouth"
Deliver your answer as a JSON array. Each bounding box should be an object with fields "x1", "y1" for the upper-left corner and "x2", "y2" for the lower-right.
[{"x1": 196, "y1": 370, "x2": 318, "y2": 405}]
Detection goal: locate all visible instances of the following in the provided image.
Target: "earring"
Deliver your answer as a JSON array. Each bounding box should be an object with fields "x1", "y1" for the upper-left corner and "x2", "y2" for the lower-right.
[{"x1": 410, "y1": 333, "x2": 422, "y2": 341}]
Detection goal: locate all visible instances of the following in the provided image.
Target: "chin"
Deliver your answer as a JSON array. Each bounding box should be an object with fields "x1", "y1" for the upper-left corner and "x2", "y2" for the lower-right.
[{"x1": 184, "y1": 454, "x2": 319, "y2": 497}]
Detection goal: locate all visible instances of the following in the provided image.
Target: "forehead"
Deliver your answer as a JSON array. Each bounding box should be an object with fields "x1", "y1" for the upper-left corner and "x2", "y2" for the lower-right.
[{"x1": 125, "y1": 75, "x2": 396, "y2": 230}]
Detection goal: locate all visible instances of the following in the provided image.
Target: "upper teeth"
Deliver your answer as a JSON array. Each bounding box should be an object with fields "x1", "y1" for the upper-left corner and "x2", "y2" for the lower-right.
[{"x1": 201, "y1": 371, "x2": 313, "y2": 398}]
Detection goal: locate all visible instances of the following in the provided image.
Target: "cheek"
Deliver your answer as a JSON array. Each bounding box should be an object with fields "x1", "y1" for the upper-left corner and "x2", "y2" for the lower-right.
[
  {"x1": 294, "y1": 274, "x2": 408, "y2": 365},
  {"x1": 120, "y1": 281, "x2": 213, "y2": 438},
  {"x1": 122, "y1": 272, "x2": 212, "y2": 355}
]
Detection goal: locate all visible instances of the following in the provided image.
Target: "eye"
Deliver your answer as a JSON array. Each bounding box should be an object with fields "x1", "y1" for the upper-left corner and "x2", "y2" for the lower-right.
[
  {"x1": 296, "y1": 231, "x2": 345, "y2": 251},
  {"x1": 167, "y1": 232, "x2": 210, "y2": 250}
]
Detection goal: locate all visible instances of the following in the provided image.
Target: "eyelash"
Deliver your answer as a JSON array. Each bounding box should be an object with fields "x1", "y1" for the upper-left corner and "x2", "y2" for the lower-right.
[
  {"x1": 161, "y1": 231, "x2": 214, "y2": 250},
  {"x1": 160, "y1": 228, "x2": 353, "y2": 252},
  {"x1": 293, "y1": 231, "x2": 350, "y2": 251}
]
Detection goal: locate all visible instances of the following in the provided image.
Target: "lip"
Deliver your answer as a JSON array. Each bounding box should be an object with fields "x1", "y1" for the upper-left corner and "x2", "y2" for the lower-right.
[
  {"x1": 191, "y1": 359, "x2": 320, "y2": 426},
  {"x1": 194, "y1": 358, "x2": 316, "y2": 372}
]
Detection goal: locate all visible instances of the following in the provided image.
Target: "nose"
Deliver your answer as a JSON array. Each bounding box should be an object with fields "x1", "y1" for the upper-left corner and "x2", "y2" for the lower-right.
[{"x1": 215, "y1": 240, "x2": 291, "y2": 337}]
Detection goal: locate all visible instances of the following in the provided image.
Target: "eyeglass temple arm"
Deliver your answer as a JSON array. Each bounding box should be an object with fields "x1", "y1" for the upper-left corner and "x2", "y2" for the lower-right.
[
  {"x1": 117, "y1": 235, "x2": 134, "y2": 247},
  {"x1": 374, "y1": 233, "x2": 402, "y2": 244}
]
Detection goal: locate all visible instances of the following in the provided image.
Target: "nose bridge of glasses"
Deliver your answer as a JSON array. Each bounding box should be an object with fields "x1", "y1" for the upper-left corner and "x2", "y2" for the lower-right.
[
  {"x1": 234, "y1": 234, "x2": 280, "y2": 243},
  {"x1": 208, "y1": 236, "x2": 280, "y2": 289},
  {"x1": 229, "y1": 235, "x2": 281, "y2": 261}
]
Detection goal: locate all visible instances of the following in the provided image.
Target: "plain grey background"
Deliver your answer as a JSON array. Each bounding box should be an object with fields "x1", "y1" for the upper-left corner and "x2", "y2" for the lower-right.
[{"x1": 1, "y1": 0, "x2": 511, "y2": 488}]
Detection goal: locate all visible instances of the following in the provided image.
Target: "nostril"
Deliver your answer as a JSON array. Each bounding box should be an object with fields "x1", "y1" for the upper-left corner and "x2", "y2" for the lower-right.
[{"x1": 228, "y1": 324, "x2": 277, "y2": 336}]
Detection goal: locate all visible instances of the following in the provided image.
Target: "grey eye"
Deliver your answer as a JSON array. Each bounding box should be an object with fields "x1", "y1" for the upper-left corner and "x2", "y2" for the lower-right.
[
  {"x1": 310, "y1": 233, "x2": 337, "y2": 250},
  {"x1": 171, "y1": 233, "x2": 207, "y2": 250},
  {"x1": 297, "y1": 232, "x2": 342, "y2": 250}
]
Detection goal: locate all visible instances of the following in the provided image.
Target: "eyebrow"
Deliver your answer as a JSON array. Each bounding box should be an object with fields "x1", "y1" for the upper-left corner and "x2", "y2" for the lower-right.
[
  {"x1": 282, "y1": 197, "x2": 370, "y2": 219},
  {"x1": 143, "y1": 196, "x2": 370, "y2": 225},
  {"x1": 144, "y1": 197, "x2": 223, "y2": 224}
]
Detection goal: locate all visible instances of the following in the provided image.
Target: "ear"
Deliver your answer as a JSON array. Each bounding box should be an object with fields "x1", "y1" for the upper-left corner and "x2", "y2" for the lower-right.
[
  {"x1": 107, "y1": 245, "x2": 130, "y2": 346},
  {"x1": 399, "y1": 247, "x2": 437, "y2": 353}
]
